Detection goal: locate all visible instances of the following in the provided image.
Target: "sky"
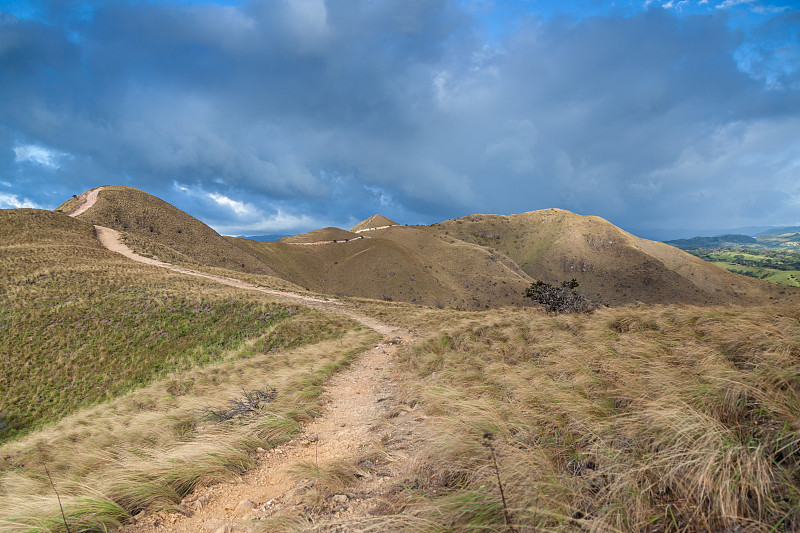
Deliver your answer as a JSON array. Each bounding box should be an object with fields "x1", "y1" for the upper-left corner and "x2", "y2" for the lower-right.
[{"x1": 1, "y1": 0, "x2": 799, "y2": 239}]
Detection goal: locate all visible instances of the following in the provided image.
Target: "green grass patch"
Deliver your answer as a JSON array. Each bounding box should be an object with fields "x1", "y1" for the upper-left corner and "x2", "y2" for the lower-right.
[{"x1": 0, "y1": 272, "x2": 294, "y2": 441}]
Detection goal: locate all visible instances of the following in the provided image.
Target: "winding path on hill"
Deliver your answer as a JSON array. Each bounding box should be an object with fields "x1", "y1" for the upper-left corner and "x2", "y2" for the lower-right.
[
  {"x1": 66, "y1": 186, "x2": 104, "y2": 216},
  {"x1": 69, "y1": 199, "x2": 424, "y2": 531}
]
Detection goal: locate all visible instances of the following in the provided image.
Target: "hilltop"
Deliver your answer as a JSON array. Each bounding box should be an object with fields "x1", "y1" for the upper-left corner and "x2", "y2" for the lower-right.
[
  {"x1": 350, "y1": 214, "x2": 399, "y2": 232},
  {"x1": 56, "y1": 185, "x2": 273, "y2": 275},
  {"x1": 278, "y1": 227, "x2": 361, "y2": 244}
]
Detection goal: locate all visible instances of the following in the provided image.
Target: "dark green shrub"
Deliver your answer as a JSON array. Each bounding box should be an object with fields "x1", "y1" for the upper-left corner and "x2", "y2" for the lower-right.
[{"x1": 525, "y1": 278, "x2": 593, "y2": 314}]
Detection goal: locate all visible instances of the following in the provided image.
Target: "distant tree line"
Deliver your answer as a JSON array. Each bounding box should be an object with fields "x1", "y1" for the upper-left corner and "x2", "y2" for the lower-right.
[
  {"x1": 690, "y1": 248, "x2": 800, "y2": 271},
  {"x1": 666, "y1": 234, "x2": 757, "y2": 250}
]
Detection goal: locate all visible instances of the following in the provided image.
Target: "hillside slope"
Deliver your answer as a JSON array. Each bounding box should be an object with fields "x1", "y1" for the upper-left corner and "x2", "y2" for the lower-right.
[
  {"x1": 431, "y1": 209, "x2": 796, "y2": 306},
  {"x1": 228, "y1": 225, "x2": 533, "y2": 309},
  {"x1": 57, "y1": 185, "x2": 273, "y2": 275},
  {"x1": 0, "y1": 209, "x2": 303, "y2": 441}
]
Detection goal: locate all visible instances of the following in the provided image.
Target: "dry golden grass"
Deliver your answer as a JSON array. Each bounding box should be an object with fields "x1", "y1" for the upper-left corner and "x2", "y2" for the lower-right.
[
  {"x1": 1, "y1": 207, "x2": 383, "y2": 531},
  {"x1": 370, "y1": 303, "x2": 800, "y2": 532}
]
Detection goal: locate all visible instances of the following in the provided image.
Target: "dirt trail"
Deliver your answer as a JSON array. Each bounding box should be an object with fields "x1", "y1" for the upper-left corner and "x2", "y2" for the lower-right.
[
  {"x1": 93, "y1": 225, "x2": 392, "y2": 333},
  {"x1": 66, "y1": 186, "x2": 103, "y2": 217},
  {"x1": 92, "y1": 224, "x2": 424, "y2": 531}
]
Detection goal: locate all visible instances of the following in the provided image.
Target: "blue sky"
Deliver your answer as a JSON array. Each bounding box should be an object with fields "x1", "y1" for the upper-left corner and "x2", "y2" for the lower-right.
[{"x1": 1, "y1": 0, "x2": 798, "y2": 238}]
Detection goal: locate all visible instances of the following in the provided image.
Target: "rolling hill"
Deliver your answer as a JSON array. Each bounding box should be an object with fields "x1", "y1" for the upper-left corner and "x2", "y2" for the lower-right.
[
  {"x1": 278, "y1": 227, "x2": 362, "y2": 243},
  {"x1": 56, "y1": 185, "x2": 274, "y2": 275},
  {"x1": 48, "y1": 187, "x2": 800, "y2": 308},
  {"x1": 430, "y1": 209, "x2": 794, "y2": 306},
  {"x1": 228, "y1": 222, "x2": 534, "y2": 309}
]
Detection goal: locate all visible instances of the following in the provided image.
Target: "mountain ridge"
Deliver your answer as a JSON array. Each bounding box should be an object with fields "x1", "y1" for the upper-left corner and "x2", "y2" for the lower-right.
[{"x1": 42, "y1": 186, "x2": 800, "y2": 308}]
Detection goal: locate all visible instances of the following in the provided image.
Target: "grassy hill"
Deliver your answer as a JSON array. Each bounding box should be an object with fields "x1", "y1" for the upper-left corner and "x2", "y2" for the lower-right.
[
  {"x1": 56, "y1": 185, "x2": 273, "y2": 275},
  {"x1": 0, "y1": 207, "x2": 376, "y2": 529},
  {"x1": 350, "y1": 214, "x2": 399, "y2": 232},
  {"x1": 431, "y1": 209, "x2": 795, "y2": 306},
  {"x1": 278, "y1": 227, "x2": 361, "y2": 243},
  {"x1": 53, "y1": 188, "x2": 798, "y2": 309},
  {"x1": 0, "y1": 209, "x2": 349, "y2": 442},
  {"x1": 229, "y1": 225, "x2": 533, "y2": 309}
]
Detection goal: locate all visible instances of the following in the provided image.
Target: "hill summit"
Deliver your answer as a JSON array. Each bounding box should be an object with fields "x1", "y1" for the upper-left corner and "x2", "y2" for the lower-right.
[
  {"x1": 350, "y1": 214, "x2": 399, "y2": 233},
  {"x1": 55, "y1": 185, "x2": 273, "y2": 274}
]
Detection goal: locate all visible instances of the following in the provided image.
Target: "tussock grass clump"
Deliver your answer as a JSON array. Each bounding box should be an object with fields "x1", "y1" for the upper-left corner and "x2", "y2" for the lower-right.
[{"x1": 391, "y1": 304, "x2": 800, "y2": 532}]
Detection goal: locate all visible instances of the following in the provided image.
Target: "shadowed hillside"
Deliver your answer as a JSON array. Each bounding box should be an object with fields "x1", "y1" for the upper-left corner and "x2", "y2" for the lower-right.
[
  {"x1": 229, "y1": 224, "x2": 533, "y2": 309},
  {"x1": 56, "y1": 185, "x2": 273, "y2": 275},
  {"x1": 431, "y1": 209, "x2": 796, "y2": 306}
]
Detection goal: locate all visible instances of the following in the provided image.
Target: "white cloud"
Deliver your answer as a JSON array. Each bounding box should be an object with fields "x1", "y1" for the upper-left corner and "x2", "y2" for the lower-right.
[
  {"x1": 13, "y1": 144, "x2": 70, "y2": 168},
  {"x1": 207, "y1": 192, "x2": 257, "y2": 217},
  {"x1": 662, "y1": 0, "x2": 689, "y2": 8},
  {"x1": 716, "y1": 0, "x2": 756, "y2": 9},
  {"x1": 172, "y1": 181, "x2": 327, "y2": 234},
  {"x1": 365, "y1": 186, "x2": 394, "y2": 207},
  {"x1": 0, "y1": 192, "x2": 41, "y2": 209},
  {"x1": 211, "y1": 209, "x2": 329, "y2": 235}
]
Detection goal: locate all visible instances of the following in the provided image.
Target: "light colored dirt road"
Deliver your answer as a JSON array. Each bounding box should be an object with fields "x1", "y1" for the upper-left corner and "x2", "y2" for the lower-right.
[
  {"x1": 90, "y1": 223, "x2": 424, "y2": 532},
  {"x1": 93, "y1": 225, "x2": 394, "y2": 334},
  {"x1": 66, "y1": 186, "x2": 104, "y2": 217},
  {"x1": 121, "y1": 336, "x2": 417, "y2": 533}
]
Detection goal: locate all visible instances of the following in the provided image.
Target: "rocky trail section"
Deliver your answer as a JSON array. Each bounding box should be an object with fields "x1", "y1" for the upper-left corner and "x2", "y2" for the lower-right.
[{"x1": 86, "y1": 220, "x2": 425, "y2": 531}]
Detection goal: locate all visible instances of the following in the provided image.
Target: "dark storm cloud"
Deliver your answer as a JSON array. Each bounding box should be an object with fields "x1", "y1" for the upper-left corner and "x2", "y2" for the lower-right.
[{"x1": 1, "y1": 0, "x2": 798, "y2": 235}]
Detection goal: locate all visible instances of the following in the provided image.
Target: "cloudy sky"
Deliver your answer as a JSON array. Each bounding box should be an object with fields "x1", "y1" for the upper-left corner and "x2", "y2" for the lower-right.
[{"x1": 1, "y1": 0, "x2": 798, "y2": 238}]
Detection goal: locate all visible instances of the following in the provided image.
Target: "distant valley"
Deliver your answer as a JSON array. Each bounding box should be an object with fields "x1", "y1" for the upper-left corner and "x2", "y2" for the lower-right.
[{"x1": 664, "y1": 229, "x2": 800, "y2": 287}]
